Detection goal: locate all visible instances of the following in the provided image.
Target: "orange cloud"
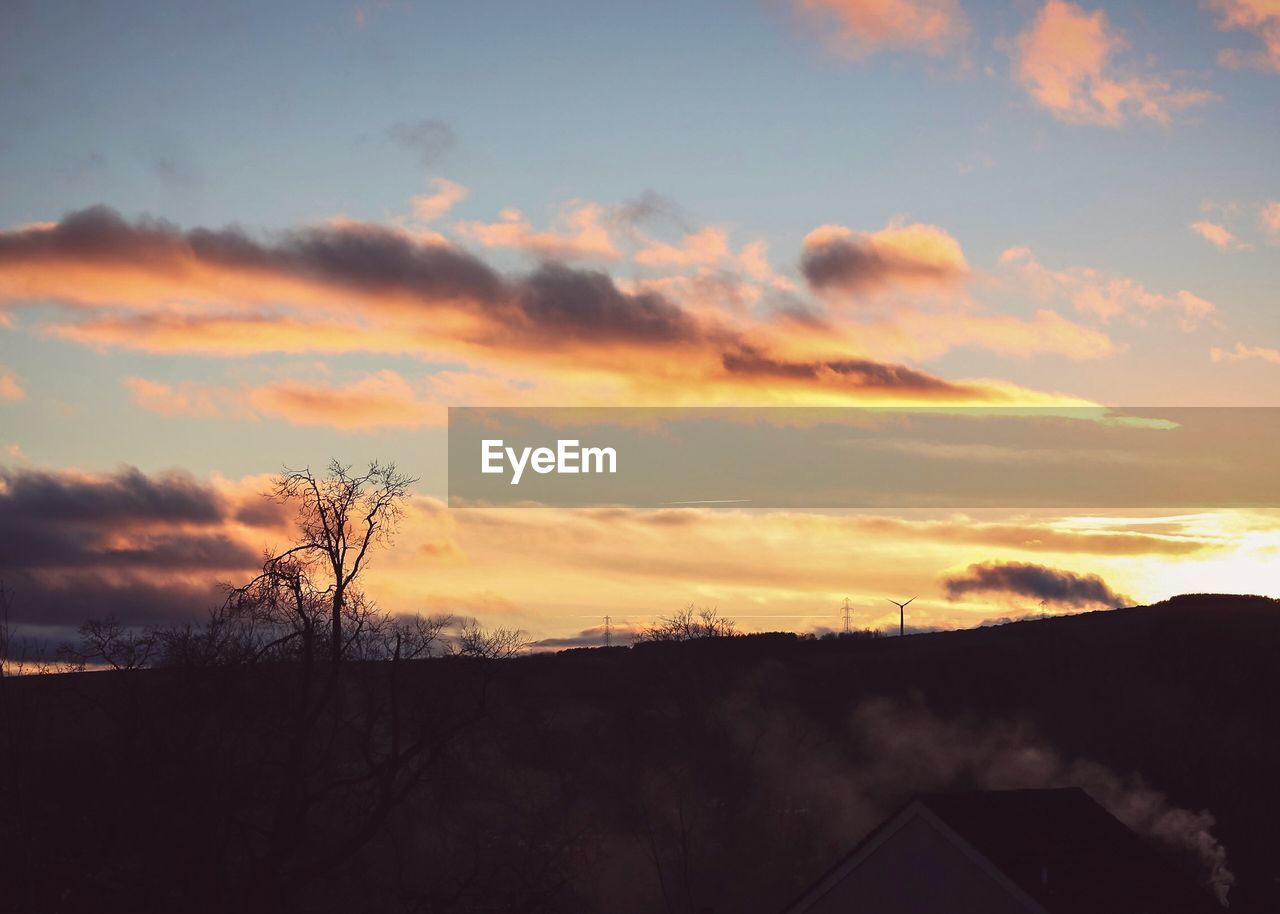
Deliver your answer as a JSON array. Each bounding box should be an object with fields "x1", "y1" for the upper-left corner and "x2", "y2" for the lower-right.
[
  {"x1": 124, "y1": 370, "x2": 544, "y2": 430},
  {"x1": 246, "y1": 370, "x2": 441, "y2": 430},
  {"x1": 411, "y1": 177, "x2": 469, "y2": 222},
  {"x1": 1207, "y1": 0, "x2": 1280, "y2": 72},
  {"x1": 632, "y1": 229, "x2": 794, "y2": 294},
  {"x1": 55, "y1": 313, "x2": 422, "y2": 357},
  {"x1": 1, "y1": 207, "x2": 1074, "y2": 408},
  {"x1": 454, "y1": 202, "x2": 619, "y2": 260},
  {"x1": 0, "y1": 367, "x2": 24, "y2": 402},
  {"x1": 1011, "y1": 0, "x2": 1216, "y2": 125},
  {"x1": 1190, "y1": 220, "x2": 1249, "y2": 250},
  {"x1": 802, "y1": 222, "x2": 969, "y2": 295},
  {"x1": 737, "y1": 239, "x2": 794, "y2": 289},
  {"x1": 547, "y1": 219, "x2": 1107, "y2": 366},
  {"x1": 1259, "y1": 200, "x2": 1280, "y2": 242},
  {"x1": 791, "y1": 0, "x2": 969, "y2": 60},
  {"x1": 634, "y1": 227, "x2": 733, "y2": 269},
  {"x1": 123, "y1": 377, "x2": 227, "y2": 418}
]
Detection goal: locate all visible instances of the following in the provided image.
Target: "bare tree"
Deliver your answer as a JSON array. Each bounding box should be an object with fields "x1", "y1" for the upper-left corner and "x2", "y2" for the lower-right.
[
  {"x1": 153, "y1": 604, "x2": 260, "y2": 668},
  {"x1": 636, "y1": 604, "x2": 738, "y2": 643},
  {"x1": 228, "y1": 552, "x2": 328, "y2": 664},
  {"x1": 268, "y1": 460, "x2": 416, "y2": 662},
  {"x1": 386, "y1": 612, "x2": 454, "y2": 661},
  {"x1": 62, "y1": 615, "x2": 158, "y2": 671},
  {"x1": 450, "y1": 618, "x2": 527, "y2": 659}
]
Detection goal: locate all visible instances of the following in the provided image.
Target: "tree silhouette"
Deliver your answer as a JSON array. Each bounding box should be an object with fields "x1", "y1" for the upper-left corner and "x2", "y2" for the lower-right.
[
  {"x1": 637, "y1": 604, "x2": 739, "y2": 642},
  {"x1": 267, "y1": 460, "x2": 415, "y2": 662}
]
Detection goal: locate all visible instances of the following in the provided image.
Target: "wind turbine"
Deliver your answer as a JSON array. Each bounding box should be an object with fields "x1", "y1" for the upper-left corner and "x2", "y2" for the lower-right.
[{"x1": 887, "y1": 596, "x2": 916, "y2": 637}]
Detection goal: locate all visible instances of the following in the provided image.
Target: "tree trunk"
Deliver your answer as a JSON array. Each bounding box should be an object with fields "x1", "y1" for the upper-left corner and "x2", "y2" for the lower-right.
[{"x1": 331, "y1": 585, "x2": 343, "y2": 661}]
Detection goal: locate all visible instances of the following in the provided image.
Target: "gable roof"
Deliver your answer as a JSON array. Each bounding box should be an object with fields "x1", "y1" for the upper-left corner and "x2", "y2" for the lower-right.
[
  {"x1": 785, "y1": 788, "x2": 1222, "y2": 914},
  {"x1": 918, "y1": 788, "x2": 1221, "y2": 914}
]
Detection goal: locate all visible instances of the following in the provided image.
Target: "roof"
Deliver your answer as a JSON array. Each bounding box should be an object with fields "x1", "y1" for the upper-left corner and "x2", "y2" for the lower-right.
[
  {"x1": 785, "y1": 788, "x2": 1223, "y2": 914},
  {"x1": 917, "y1": 788, "x2": 1222, "y2": 914}
]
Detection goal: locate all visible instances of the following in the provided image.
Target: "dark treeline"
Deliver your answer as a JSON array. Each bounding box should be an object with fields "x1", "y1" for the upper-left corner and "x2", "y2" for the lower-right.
[{"x1": 1, "y1": 594, "x2": 1278, "y2": 913}]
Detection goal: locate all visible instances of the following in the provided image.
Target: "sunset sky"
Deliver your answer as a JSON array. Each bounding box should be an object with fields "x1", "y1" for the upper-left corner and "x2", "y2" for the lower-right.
[{"x1": 2, "y1": 0, "x2": 1278, "y2": 649}]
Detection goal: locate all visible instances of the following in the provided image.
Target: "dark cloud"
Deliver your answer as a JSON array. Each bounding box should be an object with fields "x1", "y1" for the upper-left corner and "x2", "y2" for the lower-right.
[
  {"x1": 275, "y1": 222, "x2": 505, "y2": 305},
  {"x1": 0, "y1": 208, "x2": 691, "y2": 347},
  {"x1": 721, "y1": 344, "x2": 977, "y2": 395},
  {"x1": 613, "y1": 190, "x2": 691, "y2": 231},
  {"x1": 0, "y1": 466, "x2": 270, "y2": 628},
  {"x1": 529, "y1": 629, "x2": 610, "y2": 650},
  {"x1": 528, "y1": 624, "x2": 642, "y2": 651},
  {"x1": 0, "y1": 465, "x2": 224, "y2": 524},
  {"x1": 0, "y1": 205, "x2": 506, "y2": 305},
  {"x1": 386, "y1": 118, "x2": 455, "y2": 166},
  {"x1": 943, "y1": 561, "x2": 1129, "y2": 608},
  {"x1": 0, "y1": 525, "x2": 257, "y2": 574},
  {"x1": 0, "y1": 574, "x2": 227, "y2": 630},
  {"x1": 2, "y1": 207, "x2": 999, "y2": 396},
  {"x1": 512, "y1": 263, "x2": 700, "y2": 344},
  {"x1": 801, "y1": 234, "x2": 965, "y2": 293}
]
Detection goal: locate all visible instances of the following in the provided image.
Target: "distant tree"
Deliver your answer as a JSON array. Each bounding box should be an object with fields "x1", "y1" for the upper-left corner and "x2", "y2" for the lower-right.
[
  {"x1": 819, "y1": 628, "x2": 884, "y2": 641},
  {"x1": 637, "y1": 604, "x2": 738, "y2": 643},
  {"x1": 450, "y1": 618, "x2": 527, "y2": 659},
  {"x1": 62, "y1": 615, "x2": 158, "y2": 671},
  {"x1": 152, "y1": 604, "x2": 260, "y2": 668},
  {"x1": 387, "y1": 611, "x2": 455, "y2": 660},
  {"x1": 266, "y1": 460, "x2": 416, "y2": 662}
]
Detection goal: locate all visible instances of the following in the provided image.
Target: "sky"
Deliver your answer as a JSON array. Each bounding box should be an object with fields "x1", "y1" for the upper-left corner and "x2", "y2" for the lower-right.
[{"x1": 1, "y1": 0, "x2": 1279, "y2": 649}]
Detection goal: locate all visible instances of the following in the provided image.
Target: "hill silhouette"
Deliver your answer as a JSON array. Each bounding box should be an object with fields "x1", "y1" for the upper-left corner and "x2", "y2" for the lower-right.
[{"x1": 2, "y1": 593, "x2": 1276, "y2": 913}]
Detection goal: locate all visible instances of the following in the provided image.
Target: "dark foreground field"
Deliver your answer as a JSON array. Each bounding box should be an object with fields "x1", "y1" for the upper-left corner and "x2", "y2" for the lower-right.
[{"x1": 3, "y1": 594, "x2": 1278, "y2": 913}]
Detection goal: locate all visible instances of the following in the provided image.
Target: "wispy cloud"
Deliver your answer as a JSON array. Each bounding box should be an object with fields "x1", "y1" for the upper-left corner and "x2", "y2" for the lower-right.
[
  {"x1": 1000, "y1": 246, "x2": 1216, "y2": 330},
  {"x1": 411, "y1": 177, "x2": 469, "y2": 223},
  {"x1": 1190, "y1": 219, "x2": 1252, "y2": 250},
  {"x1": 1210, "y1": 342, "x2": 1280, "y2": 364},
  {"x1": 791, "y1": 0, "x2": 969, "y2": 60},
  {"x1": 124, "y1": 377, "x2": 227, "y2": 418},
  {"x1": 455, "y1": 202, "x2": 620, "y2": 261},
  {"x1": 386, "y1": 117, "x2": 455, "y2": 166},
  {"x1": 1010, "y1": 0, "x2": 1215, "y2": 126},
  {"x1": 1259, "y1": 200, "x2": 1280, "y2": 243},
  {"x1": 0, "y1": 367, "x2": 24, "y2": 402},
  {"x1": 1206, "y1": 0, "x2": 1280, "y2": 73}
]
